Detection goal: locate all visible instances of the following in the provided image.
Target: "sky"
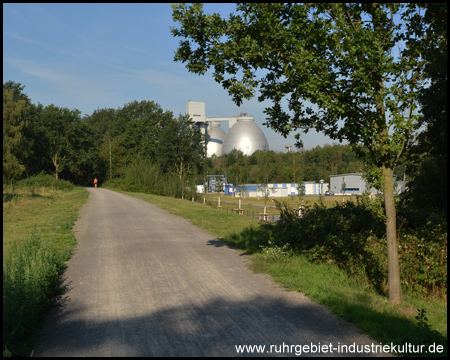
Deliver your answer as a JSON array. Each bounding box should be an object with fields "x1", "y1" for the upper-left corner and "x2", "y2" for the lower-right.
[{"x1": 3, "y1": 3, "x2": 338, "y2": 152}]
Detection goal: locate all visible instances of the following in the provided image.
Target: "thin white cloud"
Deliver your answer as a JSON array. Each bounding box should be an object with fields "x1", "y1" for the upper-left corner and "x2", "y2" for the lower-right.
[
  {"x1": 4, "y1": 32, "x2": 46, "y2": 47},
  {"x1": 4, "y1": 31, "x2": 75, "y2": 59},
  {"x1": 5, "y1": 57, "x2": 62, "y2": 82},
  {"x1": 120, "y1": 45, "x2": 156, "y2": 57},
  {"x1": 5, "y1": 57, "x2": 118, "y2": 107},
  {"x1": 4, "y1": 31, "x2": 116, "y2": 65},
  {"x1": 109, "y1": 64, "x2": 211, "y2": 96}
]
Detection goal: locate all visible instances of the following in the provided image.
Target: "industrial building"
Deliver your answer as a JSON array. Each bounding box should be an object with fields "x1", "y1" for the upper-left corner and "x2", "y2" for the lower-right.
[
  {"x1": 329, "y1": 173, "x2": 407, "y2": 195},
  {"x1": 197, "y1": 180, "x2": 328, "y2": 197},
  {"x1": 239, "y1": 181, "x2": 329, "y2": 198},
  {"x1": 187, "y1": 101, "x2": 269, "y2": 157},
  {"x1": 199, "y1": 174, "x2": 406, "y2": 197}
]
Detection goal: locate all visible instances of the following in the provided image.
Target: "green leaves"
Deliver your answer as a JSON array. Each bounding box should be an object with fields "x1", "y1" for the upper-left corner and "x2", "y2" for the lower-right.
[
  {"x1": 32, "y1": 104, "x2": 83, "y2": 179},
  {"x1": 156, "y1": 113, "x2": 205, "y2": 180},
  {"x1": 171, "y1": 4, "x2": 427, "y2": 168},
  {"x1": 3, "y1": 88, "x2": 27, "y2": 179},
  {"x1": 171, "y1": 3, "x2": 438, "y2": 304}
]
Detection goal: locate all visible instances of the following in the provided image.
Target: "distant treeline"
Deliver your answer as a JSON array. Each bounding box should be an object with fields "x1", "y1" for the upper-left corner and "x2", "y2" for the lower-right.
[
  {"x1": 3, "y1": 81, "x2": 204, "y2": 197},
  {"x1": 3, "y1": 80, "x2": 381, "y2": 188},
  {"x1": 204, "y1": 144, "x2": 392, "y2": 185}
]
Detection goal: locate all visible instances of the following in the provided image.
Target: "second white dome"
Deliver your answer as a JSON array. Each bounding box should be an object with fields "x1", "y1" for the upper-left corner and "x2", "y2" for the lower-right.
[{"x1": 206, "y1": 122, "x2": 226, "y2": 157}]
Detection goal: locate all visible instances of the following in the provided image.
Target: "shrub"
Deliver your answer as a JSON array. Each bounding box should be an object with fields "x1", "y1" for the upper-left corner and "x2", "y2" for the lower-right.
[
  {"x1": 16, "y1": 172, "x2": 74, "y2": 191},
  {"x1": 3, "y1": 232, "x2": 65, "y2": 356},
  {"x1": 270, "y1": 195, "x2": 447, "y2": 298},
  {"x1": 397, "y1": 219, "x2": 447, "y2": 298}
]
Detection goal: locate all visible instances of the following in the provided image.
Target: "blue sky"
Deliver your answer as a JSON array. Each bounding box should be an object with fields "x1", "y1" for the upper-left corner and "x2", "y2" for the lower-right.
[{"x1": 3, "y1": 3, "x2": 337, "y2": 152}]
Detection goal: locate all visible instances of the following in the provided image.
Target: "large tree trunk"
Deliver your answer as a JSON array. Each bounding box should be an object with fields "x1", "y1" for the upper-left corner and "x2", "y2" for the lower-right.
[{"x1": 382, "y1": 166, "x2": 402, "y2": 304}]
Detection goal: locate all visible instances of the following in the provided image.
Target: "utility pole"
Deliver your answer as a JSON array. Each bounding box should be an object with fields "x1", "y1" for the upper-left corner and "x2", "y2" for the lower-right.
[{"x1": 109, "y1": 136, "x2": 112, "y2": 180}]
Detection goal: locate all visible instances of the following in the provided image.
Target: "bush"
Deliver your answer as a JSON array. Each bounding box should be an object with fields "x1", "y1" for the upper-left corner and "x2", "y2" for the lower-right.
[
  {"x1": 105, "y1": 168, "x2": 201, "y2": 200},
  {"x1": 16, "y1": 172, "x2": 74, "y2": 191},
  {"x1": 270, "y1": 196, "x2": 447, "y2": 298},
  {"x1": 397, "y1": 218, "x2": 447, "y2": 298},
  {"x1": 3, "y1": 232, "x2": 65, "y2": 356},
  {"x1": 402, "y1": 156, "x2": 447, "y2": 219}
]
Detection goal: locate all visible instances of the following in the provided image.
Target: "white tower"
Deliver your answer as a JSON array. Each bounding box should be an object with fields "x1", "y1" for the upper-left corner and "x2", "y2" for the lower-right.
[{"x1": 186, "y1": 101, "x2": 207, "y2": 135}]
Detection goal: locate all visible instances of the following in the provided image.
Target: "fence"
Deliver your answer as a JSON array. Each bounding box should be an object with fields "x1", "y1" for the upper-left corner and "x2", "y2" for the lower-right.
[{"x1": 192, "y1": 196, "x2": 280, "y2": 223}]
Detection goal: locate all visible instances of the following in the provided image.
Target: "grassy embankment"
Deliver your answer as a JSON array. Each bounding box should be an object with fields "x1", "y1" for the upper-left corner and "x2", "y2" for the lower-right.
[
  {"x1": 108, "y1": 187, "x2": 447, "y2": 357},
  {"x1": 3, "y1": 176, "x2": 89, "y2": 357}
]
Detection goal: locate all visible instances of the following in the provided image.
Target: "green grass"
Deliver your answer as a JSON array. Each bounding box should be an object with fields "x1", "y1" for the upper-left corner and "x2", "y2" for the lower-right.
[
  {"x1": 251, "y1": 254, "x2": 446, "y2": 356},
  {"x1": 109, "y1": 187, "x2": 447, "y2": 357},
  {"x1": 203, "y1": 193, "x2": 358, "y2": 208},
  {"x1": 3, "y1": 180, "x2": 86, "y2": 259},
  {"x1": 3, "y1": 178, "x2": 89, "y2": 357},
  {"x1": 200, "y1": 193, "x2": 358, "y2": 218}
]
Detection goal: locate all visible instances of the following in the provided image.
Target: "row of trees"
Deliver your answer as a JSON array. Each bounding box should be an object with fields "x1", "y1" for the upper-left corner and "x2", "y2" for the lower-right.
[
  {"x1": 205, "y1": 144, "x2": 366, "y2": 186},
  {"x1": 3, "y1": 81, "x2": 205, "y2": 193}
]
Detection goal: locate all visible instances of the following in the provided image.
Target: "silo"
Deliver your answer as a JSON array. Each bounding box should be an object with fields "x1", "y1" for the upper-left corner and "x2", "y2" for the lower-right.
[
  {"x1": 222, "y1": 116, "x2": 269, "y2": 155},
  {"x1": 206, "y1": 121, "x2": 226, "y2": 157}
]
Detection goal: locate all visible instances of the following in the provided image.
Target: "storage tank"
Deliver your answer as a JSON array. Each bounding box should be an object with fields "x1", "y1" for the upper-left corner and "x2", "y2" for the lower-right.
[
  {"x1": 206, "y1": 121, "x2": 226, "y2": 157},
  {"x1": 222, "y1": 116, "x2": 269, "y2": 155}
]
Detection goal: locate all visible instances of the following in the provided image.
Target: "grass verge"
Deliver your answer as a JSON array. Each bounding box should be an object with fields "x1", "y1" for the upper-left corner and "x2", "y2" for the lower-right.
[
  {"x1": 251, "y1": 253, "x2": 446, "y2": 357},
  {"x1": 202, "y1": 193, "x2": 358, "y2": 208},
  {"x1": 108, "y1": 187, "x2": 447, "y2": 357},
  {"x1": 3, "y1": 179, "x2": 89, "y2": 357}
]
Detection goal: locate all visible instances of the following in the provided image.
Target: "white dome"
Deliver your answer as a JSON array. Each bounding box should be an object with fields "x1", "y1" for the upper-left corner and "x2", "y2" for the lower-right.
[
  {"x1": 206, "y1": 122, "x2": 226, "y2": 157},
  {"x1": 222, "y1": 117, "x2": 269, "y2": 155}
]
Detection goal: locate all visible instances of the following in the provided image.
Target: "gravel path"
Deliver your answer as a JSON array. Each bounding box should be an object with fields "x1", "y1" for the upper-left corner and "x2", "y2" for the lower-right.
[{"x1": 33, "y1": 188, "x2": 390, "y2": 357}]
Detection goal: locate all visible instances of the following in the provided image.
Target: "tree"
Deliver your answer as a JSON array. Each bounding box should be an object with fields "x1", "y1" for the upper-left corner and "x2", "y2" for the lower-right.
[
  {"x1": 60, "y1": 119, "x2": 98, "y2": 185},
  {"x1": 157, "y1": 114, "x2": 205, "y2": 198},
  {"x1": 3, "y1": 81, "x2": 32, "y2": 106},
  {"x1": 405, "y1": 4, "x2": 447, "y2": 215},
  {"x1": 83, "y1": 108, "x2": 126, "y2": 181},
  {"x1": 3, "y1": 89, "x2": 27, "y2": 179},
  {"x1": 171, "y1": 3, "x2": 437, "y2": 304},
  {"x1": 34, "y1": 104, "x2": 82, "y2": 180},
  {"x1": 119, "y1": 100, "x2": 173, "y2": 163},
  {"x1": 416, "y1": 3, "x2": 447, "y2": 161},
  {"x1": 3, "y1": 81, "x2": 35, "y2": 179},
  {"x1": 98, "y1": 133, "x2": 125, "y2": 180}
]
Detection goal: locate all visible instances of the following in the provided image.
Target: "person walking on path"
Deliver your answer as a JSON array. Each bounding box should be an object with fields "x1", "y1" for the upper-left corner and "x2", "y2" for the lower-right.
[{"x1": 94, "y1": 178, "x2": 98, "y2": 188}]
